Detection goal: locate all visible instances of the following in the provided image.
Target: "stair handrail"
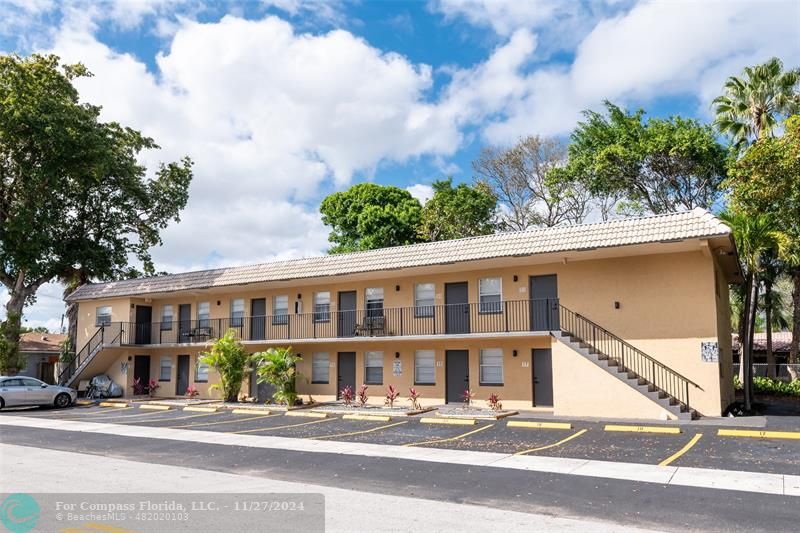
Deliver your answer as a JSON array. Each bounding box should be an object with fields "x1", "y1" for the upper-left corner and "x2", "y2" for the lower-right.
[
  {"x1": 58, "y1": 326, "x2": 105, "y2": 385},
  {"x1": 557, "y1": 304, "x2": 702, "y2": 409}
]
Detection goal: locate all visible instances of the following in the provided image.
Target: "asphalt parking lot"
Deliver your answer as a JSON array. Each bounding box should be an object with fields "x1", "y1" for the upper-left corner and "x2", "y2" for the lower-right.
[{"x1": 4, "y1": 404, "x2": 800, "y2": 476}]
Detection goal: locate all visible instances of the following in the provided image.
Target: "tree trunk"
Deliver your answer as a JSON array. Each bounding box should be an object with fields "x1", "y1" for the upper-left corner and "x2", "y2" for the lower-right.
[
  {"x1": 741, "y1": 272, "x2": 755, "y2": 411},
  {"x1": 765, "y1": 281, "x2": 775, "y2": 379},
  {"x1": 746, "y1": 277, "x2": 761, "y2": 406},
  {"x1": 789, "y1": 270, "x2": 800, "y2": 381},
  {"x1": 2, "y1": 295, "x2": 26, "y2": 375}
]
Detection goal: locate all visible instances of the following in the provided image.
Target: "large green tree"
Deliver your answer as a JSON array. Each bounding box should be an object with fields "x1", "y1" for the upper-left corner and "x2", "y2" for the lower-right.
[
  {"x1": 0, "y1": 54, "x2": 193, "y2": 373},
  {"x1": 559, "y1": 101, "x2": 729, "y2": 216},
  {"x1": 418, "y1": 178, "x2": 497, "y2": 241},
  {"x1": 727, "y1": 115, "x2": 800, "y2": 379},
  {"x1": 713, "y1": 57, "x2": 800, "y2": 149},
  {"x1": 319, "y1": 183, "x2": 422, "y2": 253}
]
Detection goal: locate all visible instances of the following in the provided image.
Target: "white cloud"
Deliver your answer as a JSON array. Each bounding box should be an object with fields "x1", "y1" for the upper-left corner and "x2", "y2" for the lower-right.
[{"x1": 406, "y1": 184, "x2": 434, "y2": 205}]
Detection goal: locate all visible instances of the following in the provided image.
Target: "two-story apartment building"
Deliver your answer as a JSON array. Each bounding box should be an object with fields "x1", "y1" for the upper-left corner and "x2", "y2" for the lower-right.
[{"x1": 62, "y1": 208, "x2": 740, "y2": 420}]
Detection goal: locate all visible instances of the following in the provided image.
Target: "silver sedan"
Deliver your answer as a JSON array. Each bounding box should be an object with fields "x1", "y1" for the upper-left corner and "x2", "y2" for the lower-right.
[{"x1": 0, "y1": 376, "x2": 77, "y2": 409}]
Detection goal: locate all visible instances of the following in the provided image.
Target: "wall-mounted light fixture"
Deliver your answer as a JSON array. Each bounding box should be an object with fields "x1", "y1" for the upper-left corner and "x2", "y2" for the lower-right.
[
  {"x1": 216, "y1": 300, "x2": 221, "y2": 306},
  {"x1": 297, "y1": 294, "x2": 302, "y2": 299},
  {"x1": 614, "y1": 301, "x2": 620, "y2": 309},
  {"x1": 395, "y1": 285, "x2": 400, "y2": 292},
  {"x1": 130, "y1": 304, "x2": 135, "y2": 309},
  {"x1": 513, "y1": 275, "x2": 518, "y2": 282},
  {"x1": 512, "y1": 350, "x2": 518, "y2": 357},
  {"x1": 395, "y1": 352, "x2": 400, "y2": 358}
]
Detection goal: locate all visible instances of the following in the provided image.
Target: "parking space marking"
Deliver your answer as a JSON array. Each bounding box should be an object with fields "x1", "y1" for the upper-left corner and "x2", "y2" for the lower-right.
[
  {"x1": 658, "y1": 433, "x2": 703, "y2": 467},
  {"x1": 514, "y1": 429, "x2": 589, "y2": 456},
  {"x1": 232, "y1": 417, "x2": 335, "y2": 434},
  {"x1": 311, "y1": 421, "x2": 408, "y2": 440},
  {"x1": 119, "y1": 411, "x2": 223, "y2": 424},
  {"x1": 718, "y1": 429, "x2": 800, "y2": 440},
  {"x1": 52, "y1": 407, "x2": 134, "y2": 417},
  {"x1": 507, "y1": 421, "x2": 572, "y2": 430},
  {"x1": 604, "y1": 425, "x2": 681, "y2": 435},
  {"x1": 167, "y1": 414, "x2": 280, "y2": 429},
  {"x1": 403, "y1": 423, "x2": 495, "y2": 447},
  {"x1": 60, "y1": 409, "x2": 174, "y2": 421}
]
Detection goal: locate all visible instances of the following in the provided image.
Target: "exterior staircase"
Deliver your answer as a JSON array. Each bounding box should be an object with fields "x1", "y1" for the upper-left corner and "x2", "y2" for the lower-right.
[
  {"x1": 59, "y1": 327, "x2": 107, "y2": 388},
  {"x1": 553, "y1": 305, "x2": 700, "y2": 420}
]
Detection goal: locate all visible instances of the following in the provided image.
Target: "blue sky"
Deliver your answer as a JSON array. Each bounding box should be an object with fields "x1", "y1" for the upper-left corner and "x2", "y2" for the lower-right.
[{"x1": 1, "y1": 0, "x2": 799, "y2": 331}]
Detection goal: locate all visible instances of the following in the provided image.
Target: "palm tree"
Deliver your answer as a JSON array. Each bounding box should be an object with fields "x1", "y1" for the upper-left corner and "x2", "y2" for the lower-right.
[
  {"x1": 758, "y1": 253, "x2": 791, "y2": 378},
  {"x1": 720, "y1": 210, "x2": 787, "y2": 410},
  {"x1": 713, "y1": 57, "x2": 800, "y2": 148}
]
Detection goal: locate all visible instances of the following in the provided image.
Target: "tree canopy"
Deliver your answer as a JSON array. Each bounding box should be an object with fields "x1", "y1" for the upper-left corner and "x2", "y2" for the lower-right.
[
  {"x1": 418, "y1": 178, "x2": 497, "y2": 241},
  {"x1": 558, "y1": 101, "x2": 729, "y2": 216},
  {"x1": 713, "y1": 57, "x2": 800, "y2": 149},
  {"x1": 0, "y1": 54, "x2": 193, "y2": 372},
  {"x1": 319, "y1": 182, "x2": 422, "y2": 253}
]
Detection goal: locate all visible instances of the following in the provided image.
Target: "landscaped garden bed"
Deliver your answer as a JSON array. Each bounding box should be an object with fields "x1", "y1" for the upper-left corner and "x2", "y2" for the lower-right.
[
  {"x1": 434, "y1": 406, "x2": 518, "y2": 420},
  {"x1": 310, "y1": 403, "x2": 435, "y2": 417},
  {"x1": 311, "y1": 385, "x2": 435, "y2": 416}
]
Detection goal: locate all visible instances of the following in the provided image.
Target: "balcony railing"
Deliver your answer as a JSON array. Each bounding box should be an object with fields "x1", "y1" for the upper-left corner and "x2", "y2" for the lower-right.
[{"x1": 101, "y1": 298, "x2": 561, "y2": 346}]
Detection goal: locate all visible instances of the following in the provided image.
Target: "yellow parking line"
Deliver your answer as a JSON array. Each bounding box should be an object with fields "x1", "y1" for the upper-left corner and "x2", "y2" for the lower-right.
[
  {"x1": 119, "y1": 411, "x2": 222, "y2": 424},
  {"x1": 232, "y1": 417, "x2": 335, "y2": 434},
  {"x1": 61, "y1": 409, "x2": 170, "y2": 420},
  {"x1": 53, "y1": 407, "x2": 134, "y2": 418},
  {"x1": 659, "y1": 433, "x2": 703, "y2": 466},
  {"x1": 312, "y1": 421, "x2": 408, "y2": 440},
  {"x1": 515, "y1": 429, "x2": 589, "y2": 455},
  {"x1": 168, "y1": 414, "x2": 280, "y2": 429},
  {"x1": 507, "y1": 421, "x2": 572, "y2": 430},
  {"x1": 404, "y1": 423, "x2": 494, "y2": 447},
  {"x1": 604, "y1": 425, "x2": 681, "y2": 435},
  {"x1": 718, "y1": 429, "x2": 800, "y2": 440}
]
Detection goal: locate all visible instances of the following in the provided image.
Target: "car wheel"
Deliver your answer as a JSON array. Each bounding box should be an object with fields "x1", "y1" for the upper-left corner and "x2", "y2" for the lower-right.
[
  {"x1": 0, "y1": 397, "x2": 4, "y2": 410},
  {"x1": 54, "y1": 393, "x2": 71, "y2": 408}
]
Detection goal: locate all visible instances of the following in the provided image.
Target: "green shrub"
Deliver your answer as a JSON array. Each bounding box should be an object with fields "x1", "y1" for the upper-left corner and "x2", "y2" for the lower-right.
[
  {"x1": 199, "y1": 329, "x2": 250, "y2": 402},
  {"x1": 251, "y1": 347, "x2": 304, "y2": 406}
]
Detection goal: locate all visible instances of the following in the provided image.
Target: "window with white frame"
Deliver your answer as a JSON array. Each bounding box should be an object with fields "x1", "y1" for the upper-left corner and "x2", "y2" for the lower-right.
[
  {"x1": 159, "y1": 356, "x2": 172, "y2": 381},
  {"x1": 314, "y1": 292, "x2": 330, "y2": 322},
  {"x1": 312, "y1": 352, "x2": 329, "y2": 384},
  {"x1": 414, "y1": 283, "x2": 435, "y2": 317},
  {"x1": 198, "y1": 302, "x2": 210, "y2": 327},
  {"x1": 479, "y1": 348, "x2": 504, "y2": 385},
  {"x1": 365, "y1": 351, "x2": 383, "y2": 385},
  {"x1": 366, "y1": 287, "x2": 384, "y2": 319},
  {"x1": 231, "y1": 298, "x2": 245, "y2": 327},
  {"x1": 479, "y1": 277, "x2": 502, "y2": 314},
  {"x1": 414, "y1": 350, "x2": 435, "y2": 385},
  {"x1": 272, "y1": 295, "x2": 289, "y2": 325},
  {"x1": 161, "y1": 305, "x2": 174, "y2": 331},
  {"x1": 96, "y1": 306, "x2": 112, "y2": 326},
  {"x1": 196, "y1": 358, "x2": 209, "y2": 382}
]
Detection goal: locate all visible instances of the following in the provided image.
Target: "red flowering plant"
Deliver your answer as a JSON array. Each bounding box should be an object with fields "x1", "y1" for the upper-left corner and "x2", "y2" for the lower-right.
[
  {"x1": 340, "y1": 385, "x2": 354, "y2": 406},
  {"x1": 357, "y1": 384, "x2": 369, "y2": 407},
  {"x1": 185, "y1": 385, "x2": 199, "y2": 398},
  {"x1": 462, "y1": 389, "x2": 476, "y2": 407},
  {"x1": 384, "y1": 385, "x2": 400, "y2": 408},
  {"x1": 487, "y1": 393, "x2": 502, "y2": 411},
  {"x1": 148, "y1": 379, "x2": 159, "y2": 398},
  {"x1": 408, "y1": 387, "x2": 422, "y2": 410}
]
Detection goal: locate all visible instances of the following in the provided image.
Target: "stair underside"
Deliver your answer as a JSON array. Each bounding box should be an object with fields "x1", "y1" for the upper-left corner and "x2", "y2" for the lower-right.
[{"x1": 553, "y1": 332, "x2": 696, "y2": 420}]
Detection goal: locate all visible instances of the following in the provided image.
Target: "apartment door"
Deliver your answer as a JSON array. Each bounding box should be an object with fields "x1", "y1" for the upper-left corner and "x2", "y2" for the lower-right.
[
  {"x1": 176, "y1": 355, "x2": 190, "y2": 395},
  {"x1": 529, "y1": 275, "x2": 559, "y2": 331},
  {"x1": 251, "y1": 298, "x2": 266, "y2": 340},
  {"x1": 177, "y1": 304, "x2": 191, "y2": 342},
  {"x1": 133, "y1": 355, "x2": 151, "y2": 393},
  {"x1": 135, "y1": 306, "x2": 152, "y2": 344},
  {"x1": 445, "y1": 282, "x2": 470, "y2": 334},
  {"x1": 445, "y1": 350, "x2": 469, "y2": 403},
  {"x1": 337, "y1": 291, "x2": 357, "y2": 338},
  {"x1": 337, "y1": 352, "x2": 356, "y2": 399},
  {"x1": 532, "y1": 348, "x2": 553, "y2": 407}
]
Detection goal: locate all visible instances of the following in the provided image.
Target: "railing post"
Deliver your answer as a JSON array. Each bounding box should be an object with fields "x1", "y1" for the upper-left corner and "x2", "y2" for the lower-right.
[
  {"x1": 400, "y1": 308, "x2": 404, "y2": 336},
  {"x1": 504, "y1": 301, "x2": 509, "y2": 332}
]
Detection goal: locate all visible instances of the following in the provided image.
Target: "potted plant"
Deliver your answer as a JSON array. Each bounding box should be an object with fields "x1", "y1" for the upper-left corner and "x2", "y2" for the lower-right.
[{"x1": 198, "y1": 329, "x2": 251, "y2": 402}]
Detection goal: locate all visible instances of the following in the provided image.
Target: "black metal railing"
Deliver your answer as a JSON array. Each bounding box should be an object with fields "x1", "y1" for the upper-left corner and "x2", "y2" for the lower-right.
[
  {"x1": 558, "y1": 305, "x2": 700, "y2": 410},
  {"x1": 58, "y1": 326, "x2": 105, "y2": 385},
  {"x1": 99, "y1": 298, "x2": 561, "y2": 346}
]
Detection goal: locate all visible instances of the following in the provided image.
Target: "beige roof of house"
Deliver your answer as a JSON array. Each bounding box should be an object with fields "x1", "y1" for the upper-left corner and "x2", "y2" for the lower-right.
[
  {"x1": 67, "y1": 207, "x2": 734, "y2": 302},
  {"x1": 19, "y1": 332, "x2": 67, "y2": 354}
]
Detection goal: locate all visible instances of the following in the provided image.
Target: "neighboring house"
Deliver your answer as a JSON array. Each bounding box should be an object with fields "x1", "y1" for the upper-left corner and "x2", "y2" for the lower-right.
[
  {"x1": 18, "y1": 332, "x2": 67, "y2": 385},
  {"x1": 733, "y1": 332, "x2": 794, "y2": 378},
  {"x1": 62, "y1": 208, "x2": 740, "y2": 420}
]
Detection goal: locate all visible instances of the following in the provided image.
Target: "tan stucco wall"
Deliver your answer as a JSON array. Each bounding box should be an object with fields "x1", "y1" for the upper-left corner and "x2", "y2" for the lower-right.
[
  {"x1": 73, "y1": 248, "x2": 733, "y2": 417},
  {"x1": 551, "y1": 339, "x2": 677, "y2": 420}
]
